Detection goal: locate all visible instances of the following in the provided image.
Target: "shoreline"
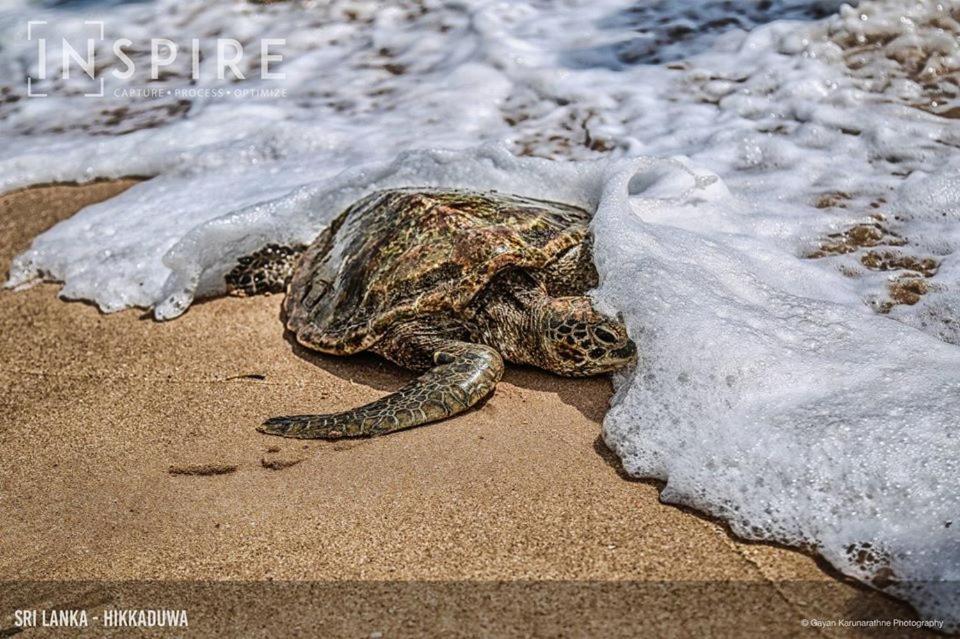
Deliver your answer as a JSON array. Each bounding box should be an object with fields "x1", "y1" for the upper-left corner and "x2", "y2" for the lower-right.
[{"x1": 0, "y1": 181, "x2": 927, "y2": 635}]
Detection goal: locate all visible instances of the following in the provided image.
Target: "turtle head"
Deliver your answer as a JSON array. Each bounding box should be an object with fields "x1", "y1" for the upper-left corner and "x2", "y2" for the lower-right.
[{"x1": 537, "y1": 297, "x2": 637, "y2": 376}]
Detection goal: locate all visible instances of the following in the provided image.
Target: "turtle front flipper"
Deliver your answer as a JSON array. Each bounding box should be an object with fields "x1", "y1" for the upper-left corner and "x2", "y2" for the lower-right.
[{"x1": 258, "y1": 341, "x2": 503, "y2": 439}]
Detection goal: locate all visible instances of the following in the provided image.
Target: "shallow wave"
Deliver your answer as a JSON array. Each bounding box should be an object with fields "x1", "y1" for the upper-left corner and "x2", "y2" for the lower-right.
[{"x1": 2, "y1": 0, "x2": 958, "y2": 625}]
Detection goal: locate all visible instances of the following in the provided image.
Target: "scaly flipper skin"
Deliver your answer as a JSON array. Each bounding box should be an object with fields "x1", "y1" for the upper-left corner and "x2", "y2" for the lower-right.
[{"x1": 258, "y1": 340, "x2": 503, "y2": 439}]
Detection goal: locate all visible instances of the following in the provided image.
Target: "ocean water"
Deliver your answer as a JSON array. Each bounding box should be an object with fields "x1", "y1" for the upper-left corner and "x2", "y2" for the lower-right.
[{"x1": 2, "y1": 0, "x2": 958, "y2": 625}]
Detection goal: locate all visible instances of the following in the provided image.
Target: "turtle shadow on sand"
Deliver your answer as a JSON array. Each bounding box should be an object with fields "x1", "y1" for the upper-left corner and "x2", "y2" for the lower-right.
[{"x1": 282, "y1": 330, "x2": 612, "y2": 425}]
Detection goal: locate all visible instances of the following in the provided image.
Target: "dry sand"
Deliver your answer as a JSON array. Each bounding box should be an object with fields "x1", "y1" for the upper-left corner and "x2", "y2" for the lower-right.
[{"x1": 0, "y1": 181, "x2": 927, "y2": 637}]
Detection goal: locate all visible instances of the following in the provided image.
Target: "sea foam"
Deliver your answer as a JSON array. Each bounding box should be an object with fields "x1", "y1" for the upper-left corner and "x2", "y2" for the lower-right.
[{"x1": 2, "y1": 0, "x2": 958, "y2": 625}]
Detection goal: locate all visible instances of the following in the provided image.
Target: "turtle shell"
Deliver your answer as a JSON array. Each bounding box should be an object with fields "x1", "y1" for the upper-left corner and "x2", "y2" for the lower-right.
[{"x1": 284, "y1": 188, "x2": 591, "y2": 354}]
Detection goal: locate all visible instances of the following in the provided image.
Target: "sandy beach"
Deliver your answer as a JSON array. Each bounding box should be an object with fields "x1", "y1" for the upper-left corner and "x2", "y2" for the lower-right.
[{"x1": 0, "y1": 181, "x2": 928, "y2": 636}]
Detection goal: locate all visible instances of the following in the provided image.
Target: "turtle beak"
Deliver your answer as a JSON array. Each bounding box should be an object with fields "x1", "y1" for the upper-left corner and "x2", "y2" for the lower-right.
[
  {"x1": 612, "y1": 340, "x2": 637, "y2": 363},
  {"x1": 610, "y1": 339, "x2": 637, "y2": 370}
]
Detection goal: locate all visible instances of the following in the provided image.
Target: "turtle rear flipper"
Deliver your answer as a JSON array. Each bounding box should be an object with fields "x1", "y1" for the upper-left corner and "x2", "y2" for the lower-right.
[
  {"x1": 258, "y1": 340, "x2": 503, "y2": 439},
  {"x1": 225, "y1": 243, "x2": 306, "y2": 297}
]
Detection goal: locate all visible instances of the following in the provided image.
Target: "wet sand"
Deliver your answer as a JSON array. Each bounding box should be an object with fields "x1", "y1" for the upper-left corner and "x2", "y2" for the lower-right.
[{"x1": 0, "y1": 181, "x2": 925, "y2": 636}]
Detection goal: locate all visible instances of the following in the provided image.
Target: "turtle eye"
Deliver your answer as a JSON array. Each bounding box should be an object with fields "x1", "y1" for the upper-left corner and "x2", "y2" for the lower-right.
[{"x1": 594, "y1": 326, "x2": 619, "y2": 344}]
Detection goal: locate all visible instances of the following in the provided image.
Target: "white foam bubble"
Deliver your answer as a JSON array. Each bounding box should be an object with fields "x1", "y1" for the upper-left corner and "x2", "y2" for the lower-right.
[{"x1": 2, "y1": 0, "x2": 958, "y2": 625}]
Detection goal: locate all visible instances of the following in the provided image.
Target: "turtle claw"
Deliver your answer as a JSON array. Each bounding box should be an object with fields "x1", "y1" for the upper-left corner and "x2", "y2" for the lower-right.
[
  {"x1": 257, "y1": 416, "x2": 297, "y2": 437},
  {"x1": 258, "y1": 415, "x2": 345, "y2": 439}
]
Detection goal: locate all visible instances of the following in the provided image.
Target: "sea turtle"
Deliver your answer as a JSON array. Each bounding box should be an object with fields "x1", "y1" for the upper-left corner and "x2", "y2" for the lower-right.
[{"x1": 226, "y1": 188, "x2": 637, "y2": 439}]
